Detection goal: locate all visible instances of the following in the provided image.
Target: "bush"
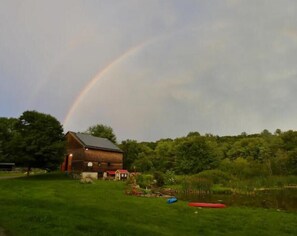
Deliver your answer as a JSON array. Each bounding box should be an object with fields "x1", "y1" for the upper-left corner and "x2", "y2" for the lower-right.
[
  {"x1": 164, "y1": 170, "x2": 176, "y2": 185},
  {"x1": 219, "y1": 158, "x2": 270, "y2": 179},
  {"x1": 180, "y1": 177, "x2": 191, "y2": 191},
  {"x1": 136, "y1": 174, "x2": 154, "y2": 189},
  {"x1": 195, "y1": 169, "x2": 233, "y2": 184},
  {"x1": 153, "y1": 171, "x2": 165, "y2": 187},
  {"x1": 181, "y1": 176, "x2": 213, "y2": 192},
  {"x1": 190, "y1": 177, "x2": 213, "y2": 191}
]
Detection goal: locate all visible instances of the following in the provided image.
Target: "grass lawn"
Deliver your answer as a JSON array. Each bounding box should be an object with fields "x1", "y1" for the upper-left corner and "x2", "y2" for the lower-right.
[
  {"x1": 0, "y1": 173, "x2": 296, "y2": 236},
  {"x1": 0, "y1": 172, "x2": 25, "y2": 178}
]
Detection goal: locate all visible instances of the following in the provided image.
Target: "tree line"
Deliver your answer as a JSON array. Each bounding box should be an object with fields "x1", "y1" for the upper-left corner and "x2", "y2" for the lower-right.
[
  {"x1": 1, "y1": 110, "x2": 297, "y2": 178},
  {"x1": 120, "y1": 130, "x2": 297, "y2": 177}
]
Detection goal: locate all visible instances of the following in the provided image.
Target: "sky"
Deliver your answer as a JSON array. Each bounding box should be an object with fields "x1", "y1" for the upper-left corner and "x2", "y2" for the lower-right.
[{"x1": 1, "y1": 0, "x2": 297, "y2": 142}]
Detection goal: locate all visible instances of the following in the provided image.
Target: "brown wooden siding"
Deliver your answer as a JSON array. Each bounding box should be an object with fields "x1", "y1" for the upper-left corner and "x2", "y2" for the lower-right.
[{"x1": 63, "y1": 132, "x2": 123, "y2": 173}]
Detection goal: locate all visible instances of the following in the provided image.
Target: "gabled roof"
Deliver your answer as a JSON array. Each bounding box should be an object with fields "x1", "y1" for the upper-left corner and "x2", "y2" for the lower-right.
[
  {"x1": 67, "y1": 131, "x2": 123, "y2": 153},
  {"x1": 116, "y1": 169, "x2": 129, "y2": 173}
]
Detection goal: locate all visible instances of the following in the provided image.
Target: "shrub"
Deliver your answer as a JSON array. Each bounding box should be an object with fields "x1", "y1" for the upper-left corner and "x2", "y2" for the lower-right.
[
  {"x1": 219, "y1": 158, "x2": 271, "y2": 179},
  {"x1": 190, "y1": 177, "x2": 213, "y2": 192},
  {"x1": 180, "y1": 177, "x2": 191, "y2": 191},
  {"x1": 164, "y1": 170, "x2": 176, "y2": 185},
  {"x1": 153, "y1": 171, "x2": 165, "y2": 187},
  {"x1": 181, "y1": 176, "x2": 213, "y2": 192},
  {"x1": 136, "y1": 174, "x2": 154, "y2": 189},
  {"x1": 195, "y1": 169, "x2": 233, "y2": 184}
]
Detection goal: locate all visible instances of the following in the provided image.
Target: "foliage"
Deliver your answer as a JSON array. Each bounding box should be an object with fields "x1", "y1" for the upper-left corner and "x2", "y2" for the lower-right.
[
  {"x1": 175, "y1": 136, "x2": 220, "y2": 174},
  {"x1": 0, "y1": 117, "x2": 18, "y2": 162},
  {"x1": 131, "y1": 144, "x2": 156, "y2": 172},
  {"x1": 191, "y1": 177, "x2": 213, "y2": 192},
  {"x1": 153, "y1": 171, "x2": 165, "y2": 187},
  {"x1": 164, "y1": 170, "x2": 176, "y2": 185},
  {"x1": 226, "y1": 137, "x2": 271, "y2": 162},
  {"x1": 3, "y1": 109, "x2": 297, "y2": 181},
  {"x1": 135, "y1": 174, "x2": 154, "y2": 188},
  {"x1": 120, "y1": 140, "x2": 157, "y2": 171},
  {"x1": 85, "y1": 124, "x2": 117, "y2": 144},
  {"x1": 133, "y1": 156, "x2": 154, "y2": 172},
  {"x1": 154, "y1": 140, "x2": 175, "y2": 172},
  {"x1": 186, "y1": 131, "x2": 201, "y2": 137},
  {"x1": 119, "y1": 128, "x2": 297, "y2": 179},
  {"x1": 120, "y1": 139, "x2": 142, "y2": 170},
  {"x1": 181, "y1": 176, "x2": 213, "y2": 192},
  {"x1": 219, "y1": 158, "x2": 270, "y2": 179},
  {"x1": 196, "y1": 169, "x2": 233, "y2": 184},
  {"x1": 4, "y1": 111, "x2": 66, "y2": 174}
]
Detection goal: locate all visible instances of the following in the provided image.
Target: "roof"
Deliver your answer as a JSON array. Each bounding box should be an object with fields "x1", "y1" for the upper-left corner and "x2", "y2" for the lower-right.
[
  {"x1": 106, "y1": 171, "x2": 116, "y2": 175},
  {"x1": 116, "y1": 169, "x2": 129, "y2": 173},
  {"x1": 0, "y1": 163, "x2": 15, "y2": 165},
  {"x1": 68, "y1": 131, "x2": 123, "y2": 153}
]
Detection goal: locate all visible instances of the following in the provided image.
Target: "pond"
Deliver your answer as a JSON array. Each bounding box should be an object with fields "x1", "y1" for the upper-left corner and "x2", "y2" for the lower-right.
[{"x1": 176, "y1": 188, "x2": 297, "y2": 211}]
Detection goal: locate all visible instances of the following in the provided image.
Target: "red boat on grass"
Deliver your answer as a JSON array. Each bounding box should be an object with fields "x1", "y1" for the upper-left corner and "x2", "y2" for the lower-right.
[{"x1": 188, "y1": 202, "x2": 226, "y2": 208}]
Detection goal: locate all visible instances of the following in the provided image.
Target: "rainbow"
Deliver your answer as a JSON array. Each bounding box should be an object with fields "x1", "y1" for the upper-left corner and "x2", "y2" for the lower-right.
[
  {"x1": 63, "y1": 38, "x2": 157, "y2": 128},
  {"x1": 63, "y1": 28, "x2": 194, "y2": 129}
]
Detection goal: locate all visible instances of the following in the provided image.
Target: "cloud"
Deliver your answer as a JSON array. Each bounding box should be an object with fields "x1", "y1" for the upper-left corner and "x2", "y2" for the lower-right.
[{"x1": 1, "y1": 0, "x2": 297, "y2": 140}]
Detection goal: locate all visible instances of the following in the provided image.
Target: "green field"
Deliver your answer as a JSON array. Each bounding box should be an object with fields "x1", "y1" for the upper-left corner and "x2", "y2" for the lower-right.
[{"x1": 0, "y1": 173, "x2": 296, "y2": 236}]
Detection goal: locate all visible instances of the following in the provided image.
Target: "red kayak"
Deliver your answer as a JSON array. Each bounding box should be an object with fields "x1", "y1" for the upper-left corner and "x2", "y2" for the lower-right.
[{"x1": 188, "y1": 202, "x2": 226, "y2": 208}]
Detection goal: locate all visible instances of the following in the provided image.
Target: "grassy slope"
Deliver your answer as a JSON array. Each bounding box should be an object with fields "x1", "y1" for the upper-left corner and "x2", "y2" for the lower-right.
[{"x1": 0, "y1": 173, "x2": 296, "y2": 236}]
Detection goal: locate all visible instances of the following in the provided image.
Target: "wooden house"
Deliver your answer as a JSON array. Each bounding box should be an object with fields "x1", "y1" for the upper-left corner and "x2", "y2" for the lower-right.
[{"x1": 61, "y1": 131, "x2": 123, "y2": 177}]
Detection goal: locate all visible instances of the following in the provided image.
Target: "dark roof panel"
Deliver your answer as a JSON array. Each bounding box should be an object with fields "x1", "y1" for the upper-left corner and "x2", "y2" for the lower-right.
[{"x1": 73, "y1": 132, "x2": 122, "y2": 153}]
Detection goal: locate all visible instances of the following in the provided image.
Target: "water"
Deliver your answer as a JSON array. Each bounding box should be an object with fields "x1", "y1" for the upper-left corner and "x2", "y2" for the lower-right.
[{"x1": 177, "y1": 189, "x2": 297, "y2": 211}]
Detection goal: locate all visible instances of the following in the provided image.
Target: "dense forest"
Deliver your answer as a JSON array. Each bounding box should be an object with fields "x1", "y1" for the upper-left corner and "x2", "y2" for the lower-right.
[{"x1": 120, "y1": 129, "x2": 297, "y2": 178}]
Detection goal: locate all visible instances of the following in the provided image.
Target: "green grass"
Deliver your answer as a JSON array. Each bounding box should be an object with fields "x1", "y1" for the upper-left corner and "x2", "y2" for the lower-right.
[
  {"x1": 0, "y1": 173, "x2": 296, "y2": 236},
  {"x1": 0, "y1": 171, "x2": 25, "y2": 177}
]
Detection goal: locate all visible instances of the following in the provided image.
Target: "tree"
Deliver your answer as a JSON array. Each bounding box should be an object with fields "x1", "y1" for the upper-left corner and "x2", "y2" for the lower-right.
[
  {"x1": 261, "y1": 129, "x2": 272, "y2": 136},
  {"x1": 187, "y1": 131, "x2": 201, "y2": 138},
  {"x1": 85, "y1": 124, "x2": 117, "y2": 144},
  {"x1": 14, "y1": 111, "x2": 65, "y2": 175},
  {"x1": 132, "y1": 156, "x2": 154, "y2": 172},
  {"x1": 0, "y1": 117, "x2": 18, "y2": 162},
  {"x1": 274, "y1": 128, "x2": 282, "y2": 136},
  {"x1": 120, "y1": 140, "x2": 142, "y2": 170},
  {"x1": 154, "y1": 140, "x2": 175, "y2": 171},
  {"x1": 226, "y1": 137, "x2": 271, "y2": 162},
  {"x1": 132, "y1": 144, "x2": 156, "y2": 172},
  {"x1": 175, "y1": 136, "x2": 219, "y2": 174}
]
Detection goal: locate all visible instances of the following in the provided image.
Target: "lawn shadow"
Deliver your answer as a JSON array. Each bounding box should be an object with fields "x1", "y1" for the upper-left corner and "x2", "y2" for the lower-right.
[{"x1": 12, "y1": 172, "x2": 72, "y2": 181}]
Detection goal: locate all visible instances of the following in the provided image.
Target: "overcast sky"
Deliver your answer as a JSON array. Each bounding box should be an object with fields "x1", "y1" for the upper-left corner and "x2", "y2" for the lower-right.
[{"x1": 1, "y1": 0, "x2": 297, "y2": 141}]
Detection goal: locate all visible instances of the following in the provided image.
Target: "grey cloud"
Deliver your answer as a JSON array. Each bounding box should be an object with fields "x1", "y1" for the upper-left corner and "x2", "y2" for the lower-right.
[{"x1": 1, "y1": 0, "x2": 297, "y2": 140}]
